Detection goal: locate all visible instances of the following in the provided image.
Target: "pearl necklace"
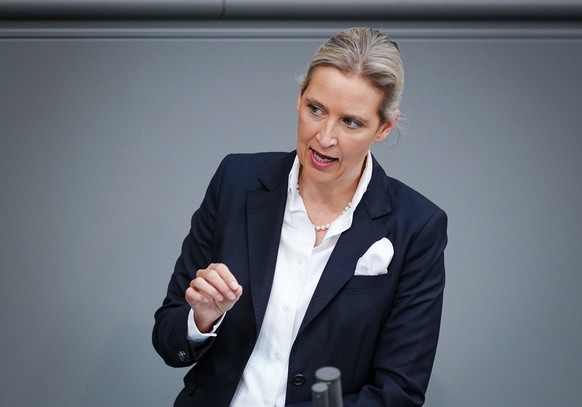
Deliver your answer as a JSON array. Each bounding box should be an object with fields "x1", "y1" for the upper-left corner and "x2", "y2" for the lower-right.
[
  {"x1": 312, "y1": 202, "x2": 352, "y2": 231},
  {"x1": 297, "y1": 183, "x2": 352, "y2": 232}
]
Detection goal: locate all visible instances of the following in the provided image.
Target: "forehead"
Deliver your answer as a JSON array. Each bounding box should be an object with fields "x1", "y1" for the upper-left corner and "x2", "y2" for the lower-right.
[{"x1": 303, "y1": 66, "x2": 383, "y2": 117}]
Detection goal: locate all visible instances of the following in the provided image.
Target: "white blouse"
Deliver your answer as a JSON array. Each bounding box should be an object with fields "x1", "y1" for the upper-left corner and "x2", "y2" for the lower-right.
[{"x1": 189, "y1": 152, "x2": 373, "y2": 407}]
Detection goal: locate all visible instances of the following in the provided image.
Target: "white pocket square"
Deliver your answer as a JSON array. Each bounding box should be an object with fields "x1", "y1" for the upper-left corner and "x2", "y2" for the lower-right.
[{"x1": 354, "y1": 238, "x2": 394, "y2": 276}]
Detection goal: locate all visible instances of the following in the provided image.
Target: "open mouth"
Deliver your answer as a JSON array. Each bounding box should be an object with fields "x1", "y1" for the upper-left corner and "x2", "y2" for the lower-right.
[{"x1": 311, "y1": 148, "x2": 336, "y2": 163}]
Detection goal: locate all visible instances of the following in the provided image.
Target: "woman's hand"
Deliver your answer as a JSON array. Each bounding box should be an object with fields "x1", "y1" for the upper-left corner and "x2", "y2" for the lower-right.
[{"x1": 185, "y1": 263, "x2": 243, "y2": 333}]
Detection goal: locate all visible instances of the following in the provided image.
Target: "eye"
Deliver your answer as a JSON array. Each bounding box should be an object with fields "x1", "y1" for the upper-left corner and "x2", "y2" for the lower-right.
[
  {"x1": 308, "y1": 104, "x2": 324, "y2": 117},
  {"x1": 343, "y1": 117, "x2": 363, "y2": 129}
]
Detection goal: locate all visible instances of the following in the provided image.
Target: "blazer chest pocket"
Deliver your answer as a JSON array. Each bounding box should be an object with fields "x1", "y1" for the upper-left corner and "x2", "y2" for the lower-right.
[{"x1": 344, "y1": 272, "x2": 392, "y2": 289}]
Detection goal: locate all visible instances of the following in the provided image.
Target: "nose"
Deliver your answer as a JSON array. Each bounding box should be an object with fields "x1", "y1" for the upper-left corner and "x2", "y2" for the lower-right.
[{"x1": 316, "y1": 119, "x2": 337, "y2": 148}]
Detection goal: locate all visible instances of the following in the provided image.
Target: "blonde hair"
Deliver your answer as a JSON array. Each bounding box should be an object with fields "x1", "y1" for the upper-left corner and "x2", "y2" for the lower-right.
[{"x1": 300, "y1": 27, "x2": 404, "y2": 124}]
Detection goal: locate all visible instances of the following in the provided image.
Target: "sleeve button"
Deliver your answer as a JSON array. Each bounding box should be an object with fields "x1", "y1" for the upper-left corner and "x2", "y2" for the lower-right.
[{"x1": 177, "y1": 350, "x2": 187, "y2": 362}]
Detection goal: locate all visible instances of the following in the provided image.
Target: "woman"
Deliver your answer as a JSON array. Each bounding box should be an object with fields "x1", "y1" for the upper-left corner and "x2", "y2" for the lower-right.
[{"x1": 153, "y1": 27, "x2": 447, "y2": 406}]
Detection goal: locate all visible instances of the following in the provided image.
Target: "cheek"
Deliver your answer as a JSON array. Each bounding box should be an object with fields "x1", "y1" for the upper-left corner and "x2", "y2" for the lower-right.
[
  {"x1": 341, "y1": 136, "x2": 375, "y2": 159},
  {"x1": 297, "y1": 117, "x2": 315, "y2": 140},
  {"x1": 296, "y1": 120, "x2": 309, "y2": 148}
]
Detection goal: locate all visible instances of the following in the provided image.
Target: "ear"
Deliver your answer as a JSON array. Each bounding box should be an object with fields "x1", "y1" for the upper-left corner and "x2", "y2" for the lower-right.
[
  {"x1": 296, "y1": 94, "x2": 301, "y2": 112},
  {"x1": 374, "y1": 110, "x2": 400, "y2": 142}
]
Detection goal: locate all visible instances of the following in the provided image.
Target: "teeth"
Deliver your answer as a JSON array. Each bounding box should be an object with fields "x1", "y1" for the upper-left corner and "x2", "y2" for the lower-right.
[{"x1": 313, "y1": 150, "x2": 334, "y2": 163}]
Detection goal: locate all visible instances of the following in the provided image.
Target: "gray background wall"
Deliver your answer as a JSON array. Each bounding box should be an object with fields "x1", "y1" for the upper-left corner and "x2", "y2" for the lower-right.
[{"x1": 1, "y1": 3, "x2": 582, "y2": 406}]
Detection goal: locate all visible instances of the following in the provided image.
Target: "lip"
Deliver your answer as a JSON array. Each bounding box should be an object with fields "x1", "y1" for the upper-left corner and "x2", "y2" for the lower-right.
[{"x1": 309, "y1": 148, "x2": 337, "y2": 169}]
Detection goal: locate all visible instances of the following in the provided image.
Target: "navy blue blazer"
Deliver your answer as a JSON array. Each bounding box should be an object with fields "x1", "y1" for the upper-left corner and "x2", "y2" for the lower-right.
[{"x1": 153, "y1": 151, "x2": 447, "y2": 406}]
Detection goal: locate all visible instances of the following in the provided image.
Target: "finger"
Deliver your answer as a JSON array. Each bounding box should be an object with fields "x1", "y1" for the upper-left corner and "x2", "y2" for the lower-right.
[
  {"x1": 207, "y1": 263, "x2": 240, "y2": 291},
  {"x1": 222, "y1": 285, "x2": 243, "y2": 307},
  {"x1": 232, "y1": 285, "x2": 243, "y2": 301},
  {"x1": 190, "y1": 276, "x2": 226, "y2": 303},
  {"x1": 185, "y1": 286, "x2": 210, "y2": 306},
  {"x1": 201, "y1": 264, "x2": 239, "y2": 301}
]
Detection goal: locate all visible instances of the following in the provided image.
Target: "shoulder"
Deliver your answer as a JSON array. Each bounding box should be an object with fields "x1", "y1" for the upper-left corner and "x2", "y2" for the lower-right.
[
  {"x1": 370, "y1": 167, "x2": 448, "y2": 261},
  {"x1": 212, "y1": 151, "x2": 294, "y2": 190},
  {"x1": 219, "y1": 152, "x2": 291, "y2": 173},
  {"x1": 370, "y1": 158, "x2": 447, "y2": 226},
  {"x1": 389, "y1": 177, "x2": 444, "y2": 216}
]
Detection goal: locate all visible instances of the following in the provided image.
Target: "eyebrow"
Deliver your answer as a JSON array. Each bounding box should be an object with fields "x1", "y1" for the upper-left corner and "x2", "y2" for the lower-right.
[{"x1": 304, "y1": 96, "x2": 323, "y2": 108}]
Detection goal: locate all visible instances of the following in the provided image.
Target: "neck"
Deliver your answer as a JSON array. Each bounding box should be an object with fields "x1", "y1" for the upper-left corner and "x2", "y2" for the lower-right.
[
  {"x1": 297, "y1": 176, "x2": 354, "y2": 234},
  {"x1": 298, "y1": 175, "x2": 357, "y2": 210},
  {"x1": 298, "y1": 157, "x2": 366, "y2": 209}
]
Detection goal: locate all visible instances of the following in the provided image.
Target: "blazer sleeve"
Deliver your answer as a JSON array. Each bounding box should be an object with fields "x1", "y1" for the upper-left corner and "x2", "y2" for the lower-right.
[{"x1": 152, "y1": 155, "x2": 231, "y2": 368}]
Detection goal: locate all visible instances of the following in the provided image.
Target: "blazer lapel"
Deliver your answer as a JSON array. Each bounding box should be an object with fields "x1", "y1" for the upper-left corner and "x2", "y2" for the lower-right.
[{"x1": 246, "y1": 153, "x2": 295, "y2": 333}]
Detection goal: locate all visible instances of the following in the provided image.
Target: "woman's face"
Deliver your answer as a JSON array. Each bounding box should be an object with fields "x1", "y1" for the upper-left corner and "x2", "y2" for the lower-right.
[{"x1": 296, "y1": 66, "x2": 395, "y2": 188}]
